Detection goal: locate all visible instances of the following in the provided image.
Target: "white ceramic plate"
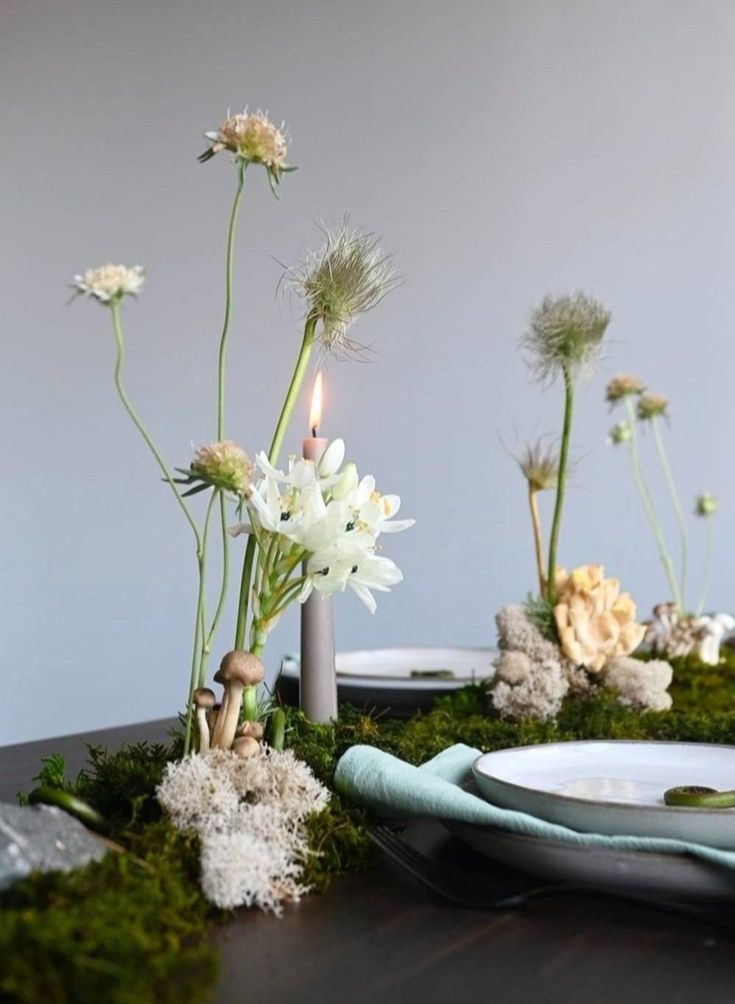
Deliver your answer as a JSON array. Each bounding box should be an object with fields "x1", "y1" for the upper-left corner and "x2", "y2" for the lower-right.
[
  {"x1": 444, "y1": 819, "x2": 735, "y2": 901},
  {"x1": 473, "y1": 741, "x2": 735, "y2": 849},
  {"x1": 281, "y1": 647, "x2": 496, "y2": 690}
]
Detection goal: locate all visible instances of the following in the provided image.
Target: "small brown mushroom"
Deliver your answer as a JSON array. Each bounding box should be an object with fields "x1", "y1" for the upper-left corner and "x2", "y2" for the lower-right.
[
  {"x1": 193, "y1": 687, "x2": 216, "y2": 753},
  {"x1": 211, "y1": 651, "x2": 266, "y2": 750},
  {"x1": 206, "y1": 702, "x2": 221, "y2": 735},
  {"x1": 235, "y1": 720, "x2": 264, "y2": 741},
  {"x1": 231, "y1": 735, "x2": 261, "y2": 758}
]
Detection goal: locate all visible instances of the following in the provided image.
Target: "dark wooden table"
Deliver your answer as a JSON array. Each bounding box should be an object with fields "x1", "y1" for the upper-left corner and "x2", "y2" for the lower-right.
[{"x1": 2, "y1": 722, "x2": 734, "y2": 1004}]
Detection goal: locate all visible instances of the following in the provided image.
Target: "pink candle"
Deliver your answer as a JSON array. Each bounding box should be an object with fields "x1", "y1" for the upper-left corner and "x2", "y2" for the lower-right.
[{"x1": 300, "y1": 373, "x2": 337, "y2": 722}]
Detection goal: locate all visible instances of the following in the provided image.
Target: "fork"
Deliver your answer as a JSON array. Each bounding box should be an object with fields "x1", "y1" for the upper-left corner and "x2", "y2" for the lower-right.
[{"x1": 368, "y1": 824, "x2": 735, "y2": 931}]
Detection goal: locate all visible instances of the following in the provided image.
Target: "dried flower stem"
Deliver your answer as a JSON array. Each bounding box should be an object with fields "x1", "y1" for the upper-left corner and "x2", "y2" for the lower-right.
[
  {"x1": 546, "y1": 365, "x2": 574, "y2": 606},
  {"x1": 233, "y1": 312, "x2": 318, "y2": 650},
  {"x1": 696, "y1": 514, "x2": 714, "y2": 616},
  {"x1": 651, "y1": 416, "x2": 688, "y2": 611},
  {"x1": 623, "y1": 397, "x2": 681, "y2": 608},
  {"x1": 528, "y1": 486, "x2": 547, "y2": 598}
]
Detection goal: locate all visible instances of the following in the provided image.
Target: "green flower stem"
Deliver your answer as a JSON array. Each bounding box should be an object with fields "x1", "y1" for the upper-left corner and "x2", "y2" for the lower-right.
[
  {"x1": 233, "y1": 312, "x2": 319, "y2": 650},
  {"x1": 110, "y1": 303, "x2": 200, "y2": 543},
  {"x1": 696, "y1": 516, "x2": 715, "y2": 616},
  {"x1": 546, "y1": 364, "x2": 574, "y2": 606},
  {"x1": 184, "y1": 490, "x2": 217, "y2": 754},
  {"x1": 199, "y1": 491, "x2": 229, "y2": 688},
  {"x1": 651, "y1": 415, "x2": 688, "y2": 611},
  {"x1": 217, "y1": 160, "x2": 246, "y2": 440},
  {"x1": 624, "y1": 398, "x2": 681, "y2": 608},
  {"x1": 110, "y1": 302, "x2": 210, "y2": 757}
]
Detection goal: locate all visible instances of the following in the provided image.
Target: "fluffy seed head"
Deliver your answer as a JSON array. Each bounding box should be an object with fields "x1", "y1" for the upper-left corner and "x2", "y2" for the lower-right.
[
  {"x1": 637, "y1": 392, "x2": 668, "y2": 421},
  {"x1": 191, "y1": 441, "x2": 253, "y2": 496},
  {"x1": 286, "y1": 223, "x2": 398, "y2": 355},
  {"x1": 73, "y1": 264, "x2": 144, "y2": 303},
  {"x1": 515, "y1": 439, "x2": 559, "y2": 492},
  {"x1": 695, "y1": 493, "x2": 719, "y2": 517},
  {"x1": 523, "y1": 292, "x2": 611, "y2": 382},
  {"x1": 606, "y1": 373, "x2": 645, "y2": 403}
]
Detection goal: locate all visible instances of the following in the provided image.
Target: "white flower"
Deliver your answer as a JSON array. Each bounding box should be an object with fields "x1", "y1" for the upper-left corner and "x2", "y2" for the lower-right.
[
  {"x1": 346, "y1": 475, "x2": 415, "y2": 537},
  {"x1": 73, "y1": 263, "x2": 144, "y2": 303},
  {"x1": 302, "y1": 542, "x2": 404, "y2": 613},
  {"x1": 200, "y1": 110, "x2": 288, "y2": 169},
  {"x1": 318, "y1": 438, "x2": 345, "y2": 477}
]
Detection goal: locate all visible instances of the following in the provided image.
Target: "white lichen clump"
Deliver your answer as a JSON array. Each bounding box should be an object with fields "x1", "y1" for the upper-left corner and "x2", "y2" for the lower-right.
[
  {"x1": 157, "y1": 747, "x2": 329, "y2": 914},
  {"x1": 491, "y1": 603, "x2": 672, "y2": 722}
]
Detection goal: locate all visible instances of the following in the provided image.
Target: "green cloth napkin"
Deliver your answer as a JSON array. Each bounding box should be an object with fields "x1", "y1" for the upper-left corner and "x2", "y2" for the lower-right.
[{"x1": 334, "y1": 743, "x2": 735, "y2": 871}]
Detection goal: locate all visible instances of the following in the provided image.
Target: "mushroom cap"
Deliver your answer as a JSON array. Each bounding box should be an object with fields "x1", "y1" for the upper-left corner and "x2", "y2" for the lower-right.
[
  {"x1": 231, "y1": 735, "x2": 261, "y2": 758},
  {"x1": 193, "y1": 687, "x2": 217, "y2": 708},
  {"x1": 235, "y1": 720, "x2": 264, "y2": 740},
  {"x1": 214, "y1": 650, "x2": 265, "y2": 687}
]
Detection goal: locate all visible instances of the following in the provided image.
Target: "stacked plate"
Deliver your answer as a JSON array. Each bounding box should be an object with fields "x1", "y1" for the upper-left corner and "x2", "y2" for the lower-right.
[
  {"x1": 278, "y1": 647, "x2": 496, "y2": 715},
  {"x1": 448, "y1": 741, "x2": 735, "y2": 900}
]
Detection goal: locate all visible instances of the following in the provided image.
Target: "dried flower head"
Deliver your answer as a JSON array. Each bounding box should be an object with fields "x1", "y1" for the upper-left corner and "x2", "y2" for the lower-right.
[
  {"x1": 522, "y1": 292, "x2": 611, "y2": 382},
  {"x1": 608, "y1": 421, "x2": 632, "y2": 446},
  {"x1": 286, "y1": 223, "x2": 398, "y2": 355},
  {"x1": 515, "y1": 439, "x2": 559, "y2": 492},
  {"x1": 72, "y1": 264, "x2": 144, "y2": 304},
  {"x1": 188, "y1": 441, "x2": 254, "y2": 497},
  {"x1": 606, "y1": 373, "x2": 645, "y2": 404},
  {"x1": 695, "y1": 493, "x2": 719, "y2": 517},
  {"x1": 198, "y1": 109, "x2": 294, "y2": 194},
  {"x1": 636, "y1": 392, "x2": 668, "y2": 421}
]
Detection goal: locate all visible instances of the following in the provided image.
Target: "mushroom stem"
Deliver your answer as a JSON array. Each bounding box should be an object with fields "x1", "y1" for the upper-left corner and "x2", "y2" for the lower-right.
[
  {"x1": 215, "y1": 681, "x2": 245, "y2": 750},
  {"x1": 196, "y1": 707, "x2": 211, "y2": 752},
  {"x1": 211, "y1": 691, "x2": 230, "y2": 748}
]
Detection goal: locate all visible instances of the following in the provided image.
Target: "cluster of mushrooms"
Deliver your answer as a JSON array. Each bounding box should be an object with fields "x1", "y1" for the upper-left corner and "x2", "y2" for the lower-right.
[
  {"x1": 192, "y1": 650, "x2": 266, "y2": 756},
  {"x1": 644, "y1": 604, "x2": 735, "y2": 666}
]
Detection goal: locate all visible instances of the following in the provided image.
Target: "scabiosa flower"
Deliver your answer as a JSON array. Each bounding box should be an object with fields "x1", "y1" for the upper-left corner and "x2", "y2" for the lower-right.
[
  {"x1": 515, "y1": 439, "x2": 560, "y2": 492},
  {"x1": 198, "y1": 109, "x2": 294, "y2": 194},
  {"x1": 182, "y1": 441, "x2": 254, "y2": 497},
  {"x1": 606, "y1": 373, "x2": 645, "y2": 404},
  {"x1": 695, "y1": 493, "x2": 719, "y2": 517},
  {"x1": 285, "y1": 222, "x2": 399, "y2": 355},
  {"x1": 637, "y1": 392, "x2": 669, "y2": 421},
  {"x1": 523, "y1": 292, "x2": 611, "y2": 382},
  {"x1": 72, "y1": 264, "x2": 144, "y2": 303},
  {"x1": 608, "y1": 421, "x2": 633, "y2": 445}
]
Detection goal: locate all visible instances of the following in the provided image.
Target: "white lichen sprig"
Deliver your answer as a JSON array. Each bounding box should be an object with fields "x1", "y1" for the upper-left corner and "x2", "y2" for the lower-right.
[
  {"x1": 607, "y1": 375, "x2": 681, "y2": 610},
  {"x1": 521, "y1": 293, "x2": 612, "y2": 605},
  {"x1": 157, "y1": 747, "x2": 330, "y2": 915},
  {"x1": 233, "y1": 223, "x2": 399, "y2": 652}
]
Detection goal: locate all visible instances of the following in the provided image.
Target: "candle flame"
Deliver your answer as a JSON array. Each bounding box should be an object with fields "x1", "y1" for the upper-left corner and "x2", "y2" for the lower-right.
[{"x1": 309, "y1": 371, "x2": 323, "y2": 436}]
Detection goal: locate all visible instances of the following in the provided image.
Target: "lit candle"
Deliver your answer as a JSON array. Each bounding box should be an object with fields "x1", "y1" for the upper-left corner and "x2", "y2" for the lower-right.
[{"x1": 300, "y1": 372, "x2": 337, "y2": 722}]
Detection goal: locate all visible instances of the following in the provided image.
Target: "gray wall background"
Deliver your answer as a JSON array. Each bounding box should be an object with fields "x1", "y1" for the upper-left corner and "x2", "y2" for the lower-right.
[{"x1": 2, "y1": 0, "x2": 734, "y2": 744}]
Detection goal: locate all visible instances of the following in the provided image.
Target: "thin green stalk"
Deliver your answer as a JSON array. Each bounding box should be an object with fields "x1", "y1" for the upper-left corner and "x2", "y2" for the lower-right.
[
  {"x1": 196, "y1": 490, "x2": 223, "y2": 688},
  {"x1": 546, "y1": 364, "x2": 574, "y2": 606},
  {"x1": 200, "y1": 492, "x2": 230, "y2": 686},
  {"x1": 696, "y1": 516, "x2": 714, "y2": 616},
  {"x1": 184, "y1": 490, "x2": 217, "y2": 754},
  {"x1": 651, "y1": 415, "x2": 688, "y2": 611},
  {"x1": 217, "y1": 160, "x2": 246, "y2": 439},
  {"x1": 624, "y1": 398, "x2": 681, "y2": 608},
  {"x1": 234, "y1": 313, "x2": 318, "y2": 649},
  {"x1": 110, "y1": 303, "x2": 200, "y2": 544}
]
